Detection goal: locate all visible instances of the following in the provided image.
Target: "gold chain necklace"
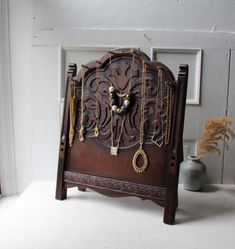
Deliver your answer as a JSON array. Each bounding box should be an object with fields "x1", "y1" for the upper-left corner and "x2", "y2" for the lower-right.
[
  {"x1": 151, "y1": 68, "x2": 174, "y2": 147},
  {"x1": 132, "y1": 61, "x2": 148, "y2": 174},
  {"x1": 165, "y1": 82, "x2": 173, "y2": 144},
  {"x1": 94, "y1": 62, "x2": 100, "y2": 137},
  {"x1": 78, "y1": 66, "x2": 85, "y2": 142},
  {"x1": 69, "y1": 80, "x2": 77, "y2": 147},
  {"x1": 151, "y1": 69, "x2": 164, "y2": 147}
]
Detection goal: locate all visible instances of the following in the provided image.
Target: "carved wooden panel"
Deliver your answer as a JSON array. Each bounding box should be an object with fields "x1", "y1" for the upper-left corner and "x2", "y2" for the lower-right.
[
  {"x1": 64, "y1": 171, "x2": 166, "y2": 200},
  {"x1": 56, "y1": 48, "x2": 189, "y2": 224},
  {"x1": 75, "y1": 50, "x2": 176, "y2": 151}
]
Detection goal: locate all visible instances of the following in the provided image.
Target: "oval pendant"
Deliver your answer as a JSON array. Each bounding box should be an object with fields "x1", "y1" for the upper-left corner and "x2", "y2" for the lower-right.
[
  {"x1": 94, "y1": 126, "x2": 99, "y2": 137},
  {"x1": 132, "y1": 148, "x2": 148, "y2": 174}
]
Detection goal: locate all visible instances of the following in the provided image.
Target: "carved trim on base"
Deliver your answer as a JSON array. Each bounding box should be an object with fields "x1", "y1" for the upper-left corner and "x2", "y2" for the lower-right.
[{"x1": 64, "y1": 171, "x2": 166, "y2": 200}]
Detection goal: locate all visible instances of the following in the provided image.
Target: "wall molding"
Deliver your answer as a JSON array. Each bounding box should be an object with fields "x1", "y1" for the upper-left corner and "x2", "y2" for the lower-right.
[
  {"x1": 59, "y1": 46, "x2": 116, "y2": 123},
  {"x1": 152, "y1": 48, "x2": 202, "y2": 105},
  {"x1": 0, "y1": 0, "x2": 17, "y2": 195},
  {"x1": 60, "y1": 46, "x2": 115, "y2": 97}
]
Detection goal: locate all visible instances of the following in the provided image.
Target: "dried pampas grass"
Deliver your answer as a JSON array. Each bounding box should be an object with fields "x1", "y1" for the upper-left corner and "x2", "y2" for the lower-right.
[{"x1": 196, "y1": 117, "x2": 235, "y2": 159}]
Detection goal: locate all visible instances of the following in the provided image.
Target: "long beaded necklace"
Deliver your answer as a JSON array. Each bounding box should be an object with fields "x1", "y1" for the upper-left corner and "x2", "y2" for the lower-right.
[
  {"x1": 69, "y1": 80, "x2": 77, "y2": 147},
  {"x1": 165, "y1": 82, "x2": 174, "y2": 145},
  {"x1": 109, "y1": 52, "x2": 135, "y2": 155},
  {"x1": 109, "y1": 54, "x2": 121, "y2": 155},
  {"x1": 94, "y1": 61, "x2": 100, "y2": 137},
  {"x1": 151, "y1": 69, "x2": 164, "y2": 147},
  {"x1": 150, "y1": 68, "x2": 174, "y2": 147},
  {"x1": 132, "y1": 61, "x2": 148, "y2": 174},
  {"x1": 78, "y1": 66, "x2": 85, "y2": 142}
]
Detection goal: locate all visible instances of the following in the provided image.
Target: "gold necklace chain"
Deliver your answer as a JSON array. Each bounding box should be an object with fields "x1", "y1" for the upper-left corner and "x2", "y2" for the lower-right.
[
  {"x1": 94, "y1": 62, "x2": 100, "y2": 137},
  {"x1": 132, "y1": 61, "x2": 148, "y2": 174},
  {"x1": 139, "y1": 63, "x2": 145, "y2": 146},
  {"x1": 165, "y1": 83, "x2": 173, "y2": 144},
  {"x1": 69, "y1": 80, "x2": 77, "y2": 147},
  {"x1": 151, "y1": 68, "x2": 174, "y2": 147},
  {"x1": 151, "y1": 69, "x2": 165, "y2": 147},
  {"x1": 78, "y1": 66, "x2": 85, "y2": 142}
]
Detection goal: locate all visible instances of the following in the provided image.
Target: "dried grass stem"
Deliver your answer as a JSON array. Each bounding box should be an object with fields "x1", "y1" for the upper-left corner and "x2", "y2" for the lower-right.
[{"x1": 196, "y1": 117, "x2": 235, "y2": 158}]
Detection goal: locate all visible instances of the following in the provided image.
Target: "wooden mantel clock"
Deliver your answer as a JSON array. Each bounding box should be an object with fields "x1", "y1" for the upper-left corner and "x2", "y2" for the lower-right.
[{"x1": 55, "y1": 48, "x2": 188, "y2": 225}]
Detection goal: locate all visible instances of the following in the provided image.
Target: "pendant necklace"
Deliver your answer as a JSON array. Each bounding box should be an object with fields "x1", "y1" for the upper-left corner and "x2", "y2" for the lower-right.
[
  {"x1": 151, "y1": 69, "x2": 164, "y2": 147},
  {"x1": 165, "y1": 82, "x2": 173, "y2": 145},
  {"x1": 78, "y1": 66, "x2": 85, "y2": 142},
  {"x1": 109, "y1": 53, "x2": 119, "y2": 155},
  {"x1": 69, "y1": 80, "x2": 77, "y2": 147},
  {"x1": 109, "y1": 52, "x2": 135, "y2": 115},
  {"x1": 109, "y1": 51, "x2": 135, "y2": 155},
  {"x1": 110, "y1": 112, "x2": 126, "y2": 156},
  {"x1": 132, "y1": 61, "x2": 148, "y2": 174},
  {"x1": 151, "y1": 68, "x2": 174, "y2": 146},
  {"x1": 94, "y1": 61, "x2": 100, "y2": 137}
]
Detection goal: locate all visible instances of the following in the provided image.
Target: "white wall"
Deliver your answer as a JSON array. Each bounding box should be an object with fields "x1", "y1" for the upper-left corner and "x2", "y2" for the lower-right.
[
  {"x1": 0, "y1": 0, "x2": 16, "y2": 195},
  {"x1": 5, "y1": 0, "x2": 235, "y2": 194},
  {"x1": 31, "y1": 46, "x2": 61, "y2": 181},
  {"x1": 33, "y1": 0, "x2": 235, "y2": 32},
  {"x1": 9, "y1": 0, "x2": 33, "y2": 193}
]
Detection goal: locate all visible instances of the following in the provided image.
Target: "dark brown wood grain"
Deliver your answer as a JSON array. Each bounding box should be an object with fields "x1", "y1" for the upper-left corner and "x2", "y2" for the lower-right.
[
  {"x1": 55, "y1": 48, "x2": 188, "y2": 225},
  {"x1": 55, "y1": 63, "x2": 77, "y2": 200},
  {"x1": 68, "y1": 139, "x2": 167, "y2": 186}
]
